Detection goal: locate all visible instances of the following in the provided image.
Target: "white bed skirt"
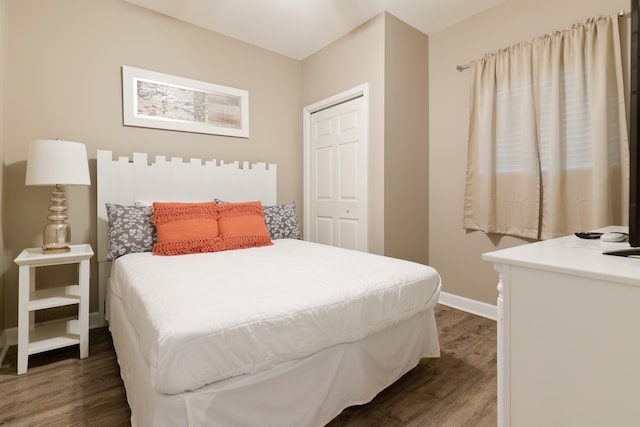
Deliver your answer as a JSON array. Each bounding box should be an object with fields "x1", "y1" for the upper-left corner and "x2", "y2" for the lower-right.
[{"x1": 109, "y1": 288, "x2": 440, "y2": 427}]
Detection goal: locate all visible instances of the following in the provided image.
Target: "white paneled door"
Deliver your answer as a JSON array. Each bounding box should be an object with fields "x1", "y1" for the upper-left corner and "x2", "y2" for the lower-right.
[{"x1": 308, "y1": 95, "x2": 367, "y2": 251}]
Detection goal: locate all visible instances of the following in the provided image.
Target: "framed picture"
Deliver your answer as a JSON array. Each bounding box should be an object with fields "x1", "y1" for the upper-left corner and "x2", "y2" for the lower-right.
[{"x1": 122, "y1": 66, "x2": 249, "y2": 138}]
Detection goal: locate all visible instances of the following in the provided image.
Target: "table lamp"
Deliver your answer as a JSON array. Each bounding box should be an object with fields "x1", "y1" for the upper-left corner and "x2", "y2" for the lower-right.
[{"x1": 25, "y1": 139, "x2": 91, "y2": 253}]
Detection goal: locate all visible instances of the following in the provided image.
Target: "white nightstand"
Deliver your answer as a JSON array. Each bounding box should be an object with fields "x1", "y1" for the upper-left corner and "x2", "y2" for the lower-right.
[{"x1": 14, "y1": 244, "x2": 94, "y2": 374}]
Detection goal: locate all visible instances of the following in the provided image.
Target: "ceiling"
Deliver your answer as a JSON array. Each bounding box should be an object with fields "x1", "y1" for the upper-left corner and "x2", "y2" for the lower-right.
[{"x1": 124, "y1": 0, "x2": 507, "y2": 60}]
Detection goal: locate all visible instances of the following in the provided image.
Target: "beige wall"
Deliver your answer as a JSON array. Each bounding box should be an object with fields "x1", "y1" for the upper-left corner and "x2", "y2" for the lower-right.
[
  {"x1": 301, "y1": 14, "x2": 386, "y2": 255},
  {"x1": 302, "y1": 13, "x2": 429, "y2": 263},
  {"x1": 0, "y1": 0, "x2": 7, "y2": 333},
  {"x1": 384, "y1": 14, "x2": 429, "y2": 264},
  {"x1": 3, "y1": 0, "x2": 302, "y2": 328},
  {"x1": 2, "y1": 0, "x2": 627, "y2": 329},
  {"x1": 428, "y1": 0, "x2": 628, "y2": 304}
]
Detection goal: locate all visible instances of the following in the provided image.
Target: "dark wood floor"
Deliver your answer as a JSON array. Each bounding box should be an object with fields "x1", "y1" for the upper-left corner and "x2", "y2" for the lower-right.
[{"x1": 0, "y1": 305, "x2": 496, "y2": 426}]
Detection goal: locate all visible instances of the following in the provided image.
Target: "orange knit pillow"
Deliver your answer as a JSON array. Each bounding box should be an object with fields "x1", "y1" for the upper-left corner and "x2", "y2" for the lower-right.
[
  {"x1": 217, "y1": 201, "x2": 273, "y2": 250},
  {"x1": 152, "y1": 201, "x2": 223, "y2": 255}
]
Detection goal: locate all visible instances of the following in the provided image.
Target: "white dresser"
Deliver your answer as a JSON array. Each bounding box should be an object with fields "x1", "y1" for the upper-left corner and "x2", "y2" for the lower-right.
[{"x1": 483, "y1": 226, "x2": 640, "y2": 427}]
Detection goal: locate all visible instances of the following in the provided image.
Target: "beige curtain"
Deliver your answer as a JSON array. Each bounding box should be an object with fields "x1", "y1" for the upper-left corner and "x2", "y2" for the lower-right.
[{"x1": 463, "y1": 15, "x2": 628, "y2": 240}]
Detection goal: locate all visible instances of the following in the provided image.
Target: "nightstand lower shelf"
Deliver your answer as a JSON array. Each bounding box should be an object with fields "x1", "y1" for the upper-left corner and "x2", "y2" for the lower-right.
[{"x1": 27, "y1": 321, "x2": 81, "y2": 355}]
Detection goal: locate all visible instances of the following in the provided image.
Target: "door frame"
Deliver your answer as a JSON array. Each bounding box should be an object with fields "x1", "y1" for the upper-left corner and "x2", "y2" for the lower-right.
[{"x1": 302, "y1": 83, "x2": 370, "y2": 247}]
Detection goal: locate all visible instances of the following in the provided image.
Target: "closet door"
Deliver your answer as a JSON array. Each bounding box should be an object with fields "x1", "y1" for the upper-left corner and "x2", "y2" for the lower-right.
[{"x1": 308, "y1": 95, "x2": 367, "y2": 251}]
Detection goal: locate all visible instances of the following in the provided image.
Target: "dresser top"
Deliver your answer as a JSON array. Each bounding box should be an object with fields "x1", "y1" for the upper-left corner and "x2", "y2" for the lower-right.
[{"x1": 482, "y1": 226, "x2": 640, "y2": 286}]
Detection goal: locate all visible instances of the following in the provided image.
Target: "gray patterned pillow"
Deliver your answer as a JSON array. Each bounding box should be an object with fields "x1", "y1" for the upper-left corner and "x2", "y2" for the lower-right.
[
  {"x1": 215, "y1": 199, "x2": 301, "y2": 240},
  {"x1": 263, "y1": 202, "x2": 301, "y2": 240},
  {"x1": 106, "y1": 203, "x2": 157, "y2": 260}
]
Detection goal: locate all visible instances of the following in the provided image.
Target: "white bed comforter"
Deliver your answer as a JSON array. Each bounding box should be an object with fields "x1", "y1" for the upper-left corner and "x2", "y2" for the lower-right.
[{"x1": 109, "y1": 239, "x2": 441, "y2": 395}]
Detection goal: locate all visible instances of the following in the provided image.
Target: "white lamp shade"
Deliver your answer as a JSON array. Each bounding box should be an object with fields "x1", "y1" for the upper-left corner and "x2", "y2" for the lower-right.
[{"x1": 25, "y1": 139, "x2": 91, "y2": 186}]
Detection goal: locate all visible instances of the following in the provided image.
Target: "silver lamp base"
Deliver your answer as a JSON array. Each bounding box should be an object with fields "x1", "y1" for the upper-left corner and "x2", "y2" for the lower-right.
[
  {"x1": 42, "y1": 184, "x2": 71, "y2": 253},
  {"x1": 42, "y1": 221, "x2": 71, "y2": 253}
]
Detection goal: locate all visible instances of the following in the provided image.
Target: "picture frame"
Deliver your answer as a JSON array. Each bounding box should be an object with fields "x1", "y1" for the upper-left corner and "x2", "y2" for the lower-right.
[{"x1": 122, "y1": 66, "x2": 249, "y2": 138}]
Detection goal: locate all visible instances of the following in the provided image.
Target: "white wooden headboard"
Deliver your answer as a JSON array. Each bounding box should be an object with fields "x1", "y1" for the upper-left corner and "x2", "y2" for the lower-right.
[{"x1": 96, "y1": 150, "x2": 277, "y2": 325}]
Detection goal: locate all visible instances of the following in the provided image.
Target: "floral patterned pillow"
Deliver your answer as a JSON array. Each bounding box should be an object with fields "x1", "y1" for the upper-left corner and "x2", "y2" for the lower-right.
[
  {"x1": 106, "y1": 203, "x2": 157, "y2": 260},
  {"x1": 263, "y1": 202, "x2": 301, "y2": 240},
  {"x1": 215, "y1": 199, "x2": 301, "y2": 240}
]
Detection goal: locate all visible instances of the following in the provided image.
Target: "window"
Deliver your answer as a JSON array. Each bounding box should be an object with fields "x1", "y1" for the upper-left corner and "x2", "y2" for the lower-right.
[{"x1": 463, "y1": 15, "x2": 628, "y2": 240}]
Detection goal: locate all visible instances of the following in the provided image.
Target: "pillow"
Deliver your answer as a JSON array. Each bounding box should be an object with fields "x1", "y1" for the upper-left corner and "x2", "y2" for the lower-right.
[
  {"x1": 214, "y1": 199, "x2": 301, "y2": 240},
  {"x1": 105, "y1": 203, "x2": 156, "y2": 261},
  {"x1": 263, "y1": 202, "x2": 301, "y2": 240},
  {"x1": 216, "y1": 201, "x2": 273, "y2": 250},
  {"x1": 152, "y1": 201, "x2": 223, "y2": 256}
]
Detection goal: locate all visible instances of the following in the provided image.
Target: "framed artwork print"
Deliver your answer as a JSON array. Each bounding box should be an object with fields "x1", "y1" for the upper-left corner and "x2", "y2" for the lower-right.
[{"x1": 122, "y1": 66, "x2": 249, "y2": 138}]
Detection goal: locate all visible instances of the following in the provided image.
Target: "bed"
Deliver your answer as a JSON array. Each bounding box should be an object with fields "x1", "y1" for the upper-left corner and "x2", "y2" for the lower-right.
[{"x1": 96, "y1": 150, "x2": 441, "y2": 427}]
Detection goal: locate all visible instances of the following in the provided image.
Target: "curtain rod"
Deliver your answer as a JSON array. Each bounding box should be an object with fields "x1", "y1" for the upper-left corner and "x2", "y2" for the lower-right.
[{"x1": 456, "y1": 9, "x2": 628, "y2": 72}]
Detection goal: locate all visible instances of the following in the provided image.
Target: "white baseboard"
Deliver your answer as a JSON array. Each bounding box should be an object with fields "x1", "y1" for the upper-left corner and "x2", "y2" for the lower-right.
[
  {"x1": 438, "y1": 291, "x2": 497, "y2": 321},
  {"x1": 0, "y1": 329, "x2": 8, "y2": 368}
]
